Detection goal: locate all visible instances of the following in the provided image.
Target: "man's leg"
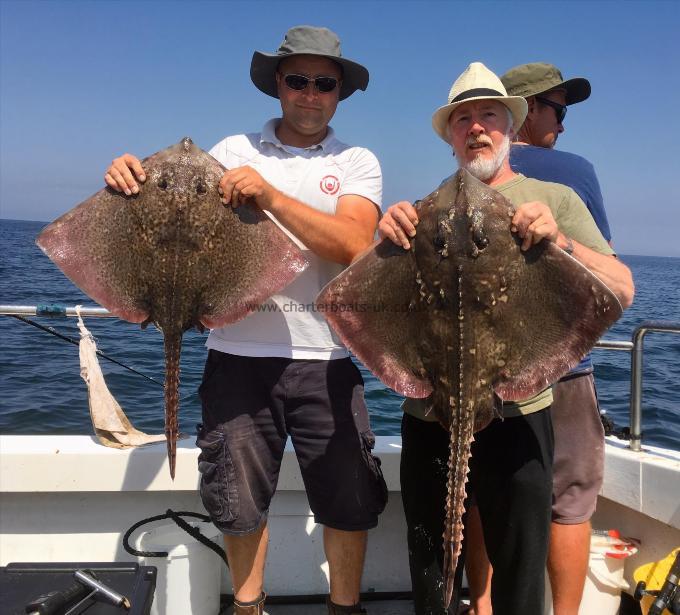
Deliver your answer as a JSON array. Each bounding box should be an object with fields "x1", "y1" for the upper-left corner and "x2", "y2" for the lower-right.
[
  {"x1": 400, "y1": 412, "x2": 456, "y2": 615},
  {"x1": 470, "y1": 409, "x2": 554, "y2": 615},
  {"x1": 325, "y1": 527, "x2": 367, "y2": 605},
  {"x1": 225, "y1": 522, "x2": 269, "y2": 602},
  {"x1": 547, "y1": 521, "x2": 590, "y2": 615},
  {"x1": 286, "y1": 358, "x2": 387, "y2": 612},
  {"x1": 464, "y1": 504, "x2": 492, "y2": 615},
  {"x1": 197, "y1": 352, "x2": 289, "y2": 611},
  {"x1": 549, "y1": 374, "x2": 604, "y2": 615}
]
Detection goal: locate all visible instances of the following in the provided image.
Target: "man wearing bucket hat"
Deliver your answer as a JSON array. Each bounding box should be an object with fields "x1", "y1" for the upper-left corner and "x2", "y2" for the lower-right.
[
  {"x1": 488, "y1": 62, "x2": 618, "y2": 615},
  {"x1": 104, "y1": 25, "x2": 384, "y2": 615},
  {"x1": 378, "y1": 62, "x2": 634, "y2": 615}
]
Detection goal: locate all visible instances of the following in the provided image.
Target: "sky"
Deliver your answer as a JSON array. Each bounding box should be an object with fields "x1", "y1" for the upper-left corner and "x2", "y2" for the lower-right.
[{"x1": 1, "y1": 0, "x2": 678, "y2": 257}]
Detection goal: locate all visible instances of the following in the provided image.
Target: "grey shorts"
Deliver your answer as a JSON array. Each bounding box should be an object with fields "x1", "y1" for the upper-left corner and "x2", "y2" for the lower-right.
[
  {"x1": 551, "y1": 372, "x2": 605, "y2": 524},
  {"x1": 196, "y1": 350, "x2": 388, "y2": 535}
]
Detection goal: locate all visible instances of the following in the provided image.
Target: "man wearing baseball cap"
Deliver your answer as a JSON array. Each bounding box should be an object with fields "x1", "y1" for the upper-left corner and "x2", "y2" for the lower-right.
[
  {"x1": 379, "y1": 61, "x2": 634, "y2": 615},
  {"x1": 502, "y1": 62, "x2": 610, "y2": 239},
  {"x1": 104, "y1": 25, "x2": 384, "y2": 615},
  {"x1": 484, "y1": 62, "x2": 617, "y2": 615}
]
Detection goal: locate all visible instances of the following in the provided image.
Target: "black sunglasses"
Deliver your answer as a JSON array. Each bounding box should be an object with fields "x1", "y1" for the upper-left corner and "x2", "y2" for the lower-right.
[
  {"x1": 281, "y1": 73, "x2": 339, "y2": 94},
  {"x1": 536, "y1": 96, "x2": 567, "y2": 124}
]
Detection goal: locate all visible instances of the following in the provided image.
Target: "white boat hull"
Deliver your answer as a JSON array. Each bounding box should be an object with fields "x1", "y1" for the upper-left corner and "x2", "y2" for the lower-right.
[{"x1": 1, "y1": 434, "x2": 678, "y2": 600}]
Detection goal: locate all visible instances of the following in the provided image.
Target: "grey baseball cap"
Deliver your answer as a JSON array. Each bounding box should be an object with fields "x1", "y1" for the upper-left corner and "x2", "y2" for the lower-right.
[
  {"x1": 500, "y1": 63, "x2": 591, "y2": 105},
  {"x1": 250, "y1": 25, "x2": 369, "y2": 101}
]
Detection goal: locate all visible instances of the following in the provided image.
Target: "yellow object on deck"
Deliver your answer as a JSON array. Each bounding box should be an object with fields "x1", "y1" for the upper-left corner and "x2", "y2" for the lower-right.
[{"x1": 634, "y1": 547, "x2": 680, "y2": 615}]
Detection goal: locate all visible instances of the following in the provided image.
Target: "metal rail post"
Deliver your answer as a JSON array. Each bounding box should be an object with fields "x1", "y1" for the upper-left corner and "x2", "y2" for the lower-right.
[{"x1": 629, "y1": 321, "x2": 680, "y2": 452}]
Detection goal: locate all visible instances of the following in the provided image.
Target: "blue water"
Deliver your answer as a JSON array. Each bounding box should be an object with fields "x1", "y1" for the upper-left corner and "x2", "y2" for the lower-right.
[{"x1": 1, "y1": 219, "x2": 679, "y2": 450}]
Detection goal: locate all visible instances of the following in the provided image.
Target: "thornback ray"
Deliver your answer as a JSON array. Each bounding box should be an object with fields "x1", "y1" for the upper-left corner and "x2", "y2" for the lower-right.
[
  {"x1": 317, "y1": 168, "x2": 622, "y2": 606},
  {"x1": 37, "y1": 137, "x2": 308, "y2": 479}
]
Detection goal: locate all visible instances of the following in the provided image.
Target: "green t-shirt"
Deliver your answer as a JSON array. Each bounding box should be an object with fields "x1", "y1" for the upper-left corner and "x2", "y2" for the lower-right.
[{"x1": 403, "y1": 173, "x2": 614, "y2": 422}]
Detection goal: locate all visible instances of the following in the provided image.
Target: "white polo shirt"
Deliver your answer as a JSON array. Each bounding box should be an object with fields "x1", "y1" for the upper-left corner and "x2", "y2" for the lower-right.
[{"x1": 205, "y1": 119, "x2": 383, "y2": 360}]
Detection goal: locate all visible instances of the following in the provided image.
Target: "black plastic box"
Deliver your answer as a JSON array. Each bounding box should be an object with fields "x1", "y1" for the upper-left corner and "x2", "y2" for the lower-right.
[{"x1": 0, "y1": 562, "x2": 156, "y2": 615}]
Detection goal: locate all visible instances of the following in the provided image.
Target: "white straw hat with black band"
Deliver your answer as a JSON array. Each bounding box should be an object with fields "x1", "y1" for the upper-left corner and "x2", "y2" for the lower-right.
[
  {"x1": 250, "y1": 25, "x2": 369, "y2": 101},
  {"x1": 431, "y1": 62, "x2": 528, "y2": 143}
]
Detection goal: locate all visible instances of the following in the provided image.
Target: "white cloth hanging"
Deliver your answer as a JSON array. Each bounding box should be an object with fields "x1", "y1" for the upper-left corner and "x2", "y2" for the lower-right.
[{"x1": 76, "y1": 306, "x2": 166, "y2": 448}]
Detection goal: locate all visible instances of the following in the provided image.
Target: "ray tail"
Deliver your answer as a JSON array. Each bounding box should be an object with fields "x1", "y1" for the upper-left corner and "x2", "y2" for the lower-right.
[
  {"x1": 443, "y1": 262, "x2": 475, "y2": 607},
  {"x1": 442, "y1": 407, "x2": 475, "y2": 607},
  {"x1": 164, "y1": 331, "x2": 182, "y2": 480}
]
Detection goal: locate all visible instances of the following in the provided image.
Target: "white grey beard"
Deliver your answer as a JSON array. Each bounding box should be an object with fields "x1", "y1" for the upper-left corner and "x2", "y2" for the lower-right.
[{"x1": 463, "y1": 134, "x2": 511, "y2": 181}]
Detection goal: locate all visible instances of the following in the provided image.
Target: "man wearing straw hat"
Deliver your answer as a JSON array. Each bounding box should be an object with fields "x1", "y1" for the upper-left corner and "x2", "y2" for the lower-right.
[
  {"x1": 104, "y1": 25, "x2": 385, "y2": 615},
  {"x1": 462, "y1": 63, "x2": 619, "y2": 615},
  {"x1": 461, "y1": 63, "x2": 615, "y2": 615},
  {"x1": 379, "y1": 62, "x2": 634, "y2": 614}
]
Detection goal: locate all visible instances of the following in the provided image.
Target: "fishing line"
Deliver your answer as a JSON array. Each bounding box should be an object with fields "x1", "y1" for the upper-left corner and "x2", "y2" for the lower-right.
[
  {"x1": 12, "y1": 315, "x2": 163, "y2": 387},
  {"x1": 10, "y1": 315, "x2": 200, "y2": 403}
]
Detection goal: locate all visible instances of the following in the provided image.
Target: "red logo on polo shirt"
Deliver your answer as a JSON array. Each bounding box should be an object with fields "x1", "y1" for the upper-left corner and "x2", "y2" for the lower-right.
[{"x1": 320, "y1": 175, "x2": 340, "y2": 195}]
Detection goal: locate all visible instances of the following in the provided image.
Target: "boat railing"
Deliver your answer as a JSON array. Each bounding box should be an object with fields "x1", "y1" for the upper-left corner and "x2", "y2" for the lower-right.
[
  {"x1": 2, "y1": 306, "x2": 679, "y2": 453},
  {"x1": 0, "y1": 304, "x2": 114, "y2": 318},
  {"x1": 595, "y1": 320, "x2": 680, "y2": 452}
]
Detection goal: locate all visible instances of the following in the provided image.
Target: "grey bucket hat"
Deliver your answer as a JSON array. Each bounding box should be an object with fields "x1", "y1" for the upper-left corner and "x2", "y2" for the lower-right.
[
  {"x1": 501, "y1": 63, "x2": 591, "y2": 105},
  {"x1": 250, "y1": 25, "x2": 369, "y2": 101}
]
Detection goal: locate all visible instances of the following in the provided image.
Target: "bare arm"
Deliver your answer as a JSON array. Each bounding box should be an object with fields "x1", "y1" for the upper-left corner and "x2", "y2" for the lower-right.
[{"x1": 219, "y1": 166, "x2": 379, "y2": 264}]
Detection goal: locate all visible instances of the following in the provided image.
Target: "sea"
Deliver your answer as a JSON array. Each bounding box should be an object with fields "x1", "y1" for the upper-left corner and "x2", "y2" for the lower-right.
[{"x1": 1, "y1": 218, "x2": 679, "y2": 451}]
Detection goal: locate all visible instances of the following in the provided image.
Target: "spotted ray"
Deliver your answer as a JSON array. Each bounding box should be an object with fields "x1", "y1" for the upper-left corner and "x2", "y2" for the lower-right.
[
  {"x1": 316, "y1": 168, "x2": 622, "y2": 606},
  {"x1": 37, "y1": 137, "x2": 308, "y2": 478}
]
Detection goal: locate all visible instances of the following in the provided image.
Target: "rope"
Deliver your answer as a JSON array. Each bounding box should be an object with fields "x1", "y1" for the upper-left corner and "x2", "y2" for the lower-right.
[{"x1": 122, "y1": 509, "x2": 229, "y2": 569}]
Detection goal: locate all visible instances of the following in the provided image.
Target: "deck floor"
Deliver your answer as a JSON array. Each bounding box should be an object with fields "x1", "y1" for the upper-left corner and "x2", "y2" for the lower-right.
[
  {"x1": 220, "y1": 598, "x2": 472, "y2": 614},
  {"x1": 264, "y1": 601, "x2": 413, "y2": 614}
]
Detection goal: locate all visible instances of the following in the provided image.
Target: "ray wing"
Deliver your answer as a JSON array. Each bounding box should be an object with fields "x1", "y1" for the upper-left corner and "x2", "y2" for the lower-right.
[
  {"x1": 317, "y1": 239, "x2": 433, "y2": 398},
  {"x1": 197, "y1": 204, "x2": 308, "y2": 329},
  {"x1": 482, "y1": 241, "x2": 623, "y2": 401},
  {"x1": 36, "y1": 189, "x2": 152, "y2": 323}
]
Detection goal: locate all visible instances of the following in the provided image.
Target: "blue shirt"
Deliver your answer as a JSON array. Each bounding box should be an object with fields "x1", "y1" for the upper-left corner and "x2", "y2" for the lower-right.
[{"x1": 510, "y1": 143, "x2": 612, "y2": 373}]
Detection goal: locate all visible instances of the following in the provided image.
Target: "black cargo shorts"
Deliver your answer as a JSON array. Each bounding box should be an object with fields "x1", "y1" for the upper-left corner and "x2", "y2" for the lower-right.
[{"x1": 196, "y1": 350, "x2": 388, "y2": 535}]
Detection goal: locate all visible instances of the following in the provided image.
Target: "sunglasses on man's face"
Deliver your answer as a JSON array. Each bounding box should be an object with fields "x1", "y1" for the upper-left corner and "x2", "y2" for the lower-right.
[
  {"x1": 281, "y1": 73, "x2": 339, "y2": 93},
  {"x1": 536, "y1": 96, "x2": 567, "y2": 124}
]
